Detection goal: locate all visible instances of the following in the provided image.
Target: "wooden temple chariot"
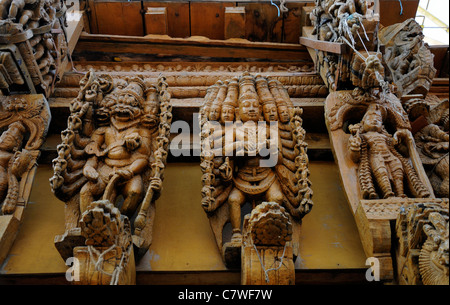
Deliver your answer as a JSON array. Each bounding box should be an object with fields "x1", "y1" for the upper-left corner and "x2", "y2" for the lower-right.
[{"x1": 0, "y1": 0, "x2": 448, "y2": 286}]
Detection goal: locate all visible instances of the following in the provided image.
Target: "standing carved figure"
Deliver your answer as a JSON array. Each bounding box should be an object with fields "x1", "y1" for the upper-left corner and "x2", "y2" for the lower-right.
[
  {"x1": 348, "y1": 103, "x2": 430, "y2": 199},
  {"x1": 200, "y1": 72, "x2": 312, "y2": 284}
]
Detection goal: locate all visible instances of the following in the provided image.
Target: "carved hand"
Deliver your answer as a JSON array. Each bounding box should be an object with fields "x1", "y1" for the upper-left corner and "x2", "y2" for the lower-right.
[
  {"x1": 393, "y1": 129, "x2": 413, "y2": 146},
  {"x1": 219, "y1": 157, "x2": 233, "y2": 181},
  {"x1": 348, "y1": 135, "x2": 361, "y2": 152},
  {"x1": 150, "y1": 177, "x2": 162, "y2": 191},
  {"x1": 83, "y1": 165, "x2": 99, "y2": 181},
  {"x1": 114, "y1": 169, "x2": 134, "y2": 180}
]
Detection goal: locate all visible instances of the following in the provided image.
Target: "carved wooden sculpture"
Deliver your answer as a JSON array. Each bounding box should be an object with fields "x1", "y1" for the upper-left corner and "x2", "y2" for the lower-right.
[
  {"x1": 0, "y1": 93, "x2": 51, "y2": 266},
  {"x1": 404, "y1": 97, "x2": 449, "y2": 199},
  {"x1": 307, "y1": 0, "x2": 378, "y2": 91},
  {"x1": 0, "y1": 0, "x2": 68, "y2": 96},
  {"x1": 50, "y1": 70, "x2": 172, "y2": 284},
  {"x1": 378, "y1": 18, "x2": 436, "y2": 98},
  {"x1": 325, "y1": 83, "x2": 448, "y2": 281},
  {"x1": 395, "y1": 202, "x2": 449, "y2": 285},
  {"x1": 200, "y1": 72, "x2": 312, "y2": 285}
]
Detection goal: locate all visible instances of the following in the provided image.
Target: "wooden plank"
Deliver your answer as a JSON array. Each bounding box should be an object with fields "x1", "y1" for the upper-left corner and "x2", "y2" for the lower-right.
[
  {"x1": 143, "y1": 1, "x2": 190, "y2": 38},
  {"x1": 238, "y1": 1, "x2": 283, "y2": 42},
  {"x1": 87, "y1": 0, "x2": 99, "y2": 34},
  {"x1": 224, "y1": 6, "x2": 246, "y2": 39},
  {"x1": 190, "y1": 1, "x2": 235, "y2": 40},
  {"x1": 300, "y1": 27, "x2": 347, "y2": 54},
  {"x1": 379, "y1": 0, "x2": 419, "y2": 27},
  {"x1": 282, "y1": 2, "x2": 305, "y2": 44},
  {"x1": 145, "y1": 7, "x2": 168, "y2": 35},
  {"x1": 66, "y1": 11, "x2": 84, "y2": 55},
  {"x1": 93, "y1": 1, "x2": 144, "y2": 36}
]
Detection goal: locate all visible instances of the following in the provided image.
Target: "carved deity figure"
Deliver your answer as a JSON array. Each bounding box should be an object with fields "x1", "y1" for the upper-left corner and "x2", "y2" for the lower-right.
[
  {"x1": 200, "y1": 72, "x2": 312, "y2": 271},
  {"x1": 348, "y1": 103, "x2": 430, "y2": 199},
  {"x1": 51, "y1": 70, "x2": 172, "y2": 268},
  {"x1": 79, "y1": 77, "x2": 154, "y2": 218}
]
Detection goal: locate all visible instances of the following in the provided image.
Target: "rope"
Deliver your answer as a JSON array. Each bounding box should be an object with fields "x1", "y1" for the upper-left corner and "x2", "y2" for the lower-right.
[
  {"x1": 270, "y1": 0, "x2": 288, "y2": 17},
  {"x1": 398, "y1": 0, "x2": 404, "y2": 15},
  {"x1": 87, "y1": 243, "x2": 127, "y2": 285},
  {"x1": 250, "y1": 237, "x2": 288, "y2": 283}
]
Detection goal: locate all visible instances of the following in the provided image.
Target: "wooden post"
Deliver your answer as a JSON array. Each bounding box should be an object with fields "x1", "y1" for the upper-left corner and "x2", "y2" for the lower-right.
[
  {"x1": 145, "y1": 7, "x2": 168, "y2": 36},
  {"x1": 224, "y1": 6, "x2": 245, "y2": 40}
]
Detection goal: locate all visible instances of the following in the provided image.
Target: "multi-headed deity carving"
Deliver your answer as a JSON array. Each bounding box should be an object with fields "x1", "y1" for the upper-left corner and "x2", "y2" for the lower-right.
[
  {"x1": 50, "y1": 70, "x2": 172, "y2": 284},
  {"x1": 0, "y1": 94, "x2": 50, "y2": 266},
  {"x1": 379, "y1": 18, "x2": 436, "y2": 97},
  {"x1": 200, "y1": 72, "x2": 312, "y2": 284}
]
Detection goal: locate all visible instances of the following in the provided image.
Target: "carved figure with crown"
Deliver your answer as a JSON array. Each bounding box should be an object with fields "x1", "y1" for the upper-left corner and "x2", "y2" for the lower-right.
[
  {"x1": 200, "y1": 72, "x2": 312, "y2": 284},
  {"x1": 50, "y1": 70, "x2": 172, "y2": 284}
]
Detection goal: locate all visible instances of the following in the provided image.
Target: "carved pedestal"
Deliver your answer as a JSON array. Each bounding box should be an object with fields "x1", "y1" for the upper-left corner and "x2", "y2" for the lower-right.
[{"x1": 241, "y1": 202, "x2": 295, "y2": 285}]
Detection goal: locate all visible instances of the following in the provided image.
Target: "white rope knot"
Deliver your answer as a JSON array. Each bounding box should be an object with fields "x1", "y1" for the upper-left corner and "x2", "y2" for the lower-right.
[
  {"x1": 250, "y1": 238, "x2": 288, "y2": 283},
  {"x1": 87, "y1": 243, "x2": 127, "y2": 285}
]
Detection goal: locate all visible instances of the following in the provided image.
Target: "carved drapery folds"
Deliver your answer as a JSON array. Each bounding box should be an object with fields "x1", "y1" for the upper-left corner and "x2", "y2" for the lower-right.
[
  {"x1": 200, "y1": 72, "x2": 312, "y2": 284},
  {"x1": 0, "y1": 0, "x2": 68, "y2": 96},
  {"x1": 50, "y1": 70, "x2": 172, "y2": 285},
  {"x1": 379, "y1": 18, "x2": 436, "y2": 98},
  {"x1": 395, "y1": 202, "x2": 449, "y2": 285},
  {"x1": 0, "y1": 93, "x2": 51, "y2": 266}
]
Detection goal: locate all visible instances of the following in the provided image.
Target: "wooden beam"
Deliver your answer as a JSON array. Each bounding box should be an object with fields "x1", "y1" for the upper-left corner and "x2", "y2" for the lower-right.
[
  {"x1": 300, "y1": 27, "x2": 348, "y2": 54},
  {"x1": 73, "y1": 32, "x2": 311, "y2": 61}
]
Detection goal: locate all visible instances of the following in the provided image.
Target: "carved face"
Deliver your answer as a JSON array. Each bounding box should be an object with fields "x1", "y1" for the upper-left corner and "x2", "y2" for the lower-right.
[
  {"x1": 277, "y1": 105, "x2": 290, "y2": 123},
  {"x1": 209, "y1": 104, "x2": 221, "y2": 121},
  {"x1": 239, "y1": 98, "x2": 260, "y2": 122},
  {"x1": 263, "y1": 103, "x2": 278, "y2": 122},
  {"x1": 363, "y1": 108, "x2": 384, "y2": 132},
  {"x1": 220, "y1": 105, "x2": 235, "y2": 122}
]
